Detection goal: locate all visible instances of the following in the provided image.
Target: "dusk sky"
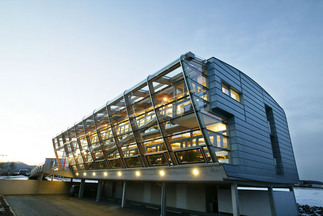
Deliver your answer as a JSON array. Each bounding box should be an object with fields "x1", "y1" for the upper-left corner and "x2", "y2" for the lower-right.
[{"x1": 0, "y1": 1, "x2": 322, "y2": 181}]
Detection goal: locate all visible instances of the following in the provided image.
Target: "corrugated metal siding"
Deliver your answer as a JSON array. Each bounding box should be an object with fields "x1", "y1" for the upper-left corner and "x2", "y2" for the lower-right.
[{"x1": 207, "y1": 57, "x2": 299, "y2": 184}]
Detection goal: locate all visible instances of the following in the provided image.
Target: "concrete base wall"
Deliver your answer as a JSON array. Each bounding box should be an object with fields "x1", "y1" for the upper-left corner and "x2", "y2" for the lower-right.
[
  {"x1": 102, "y1": 181, "x2": 206, "y2": 212},
  {"x1": 273, "y1": 191, "x2": 298, "y2": 216},
  {"x1": 0, "y1": 180, "x2": 71, "y2": 195},
  {"x1": 218, "y1": 189, "x2": 272, "y2": 216},
  {"x1": 218, "y1": 189, "x2": 298, "y2": 216}
]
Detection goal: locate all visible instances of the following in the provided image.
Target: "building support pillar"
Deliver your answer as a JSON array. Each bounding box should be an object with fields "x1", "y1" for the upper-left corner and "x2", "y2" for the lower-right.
[
  {"x1": 268, "y1": 187, "x2": 276, "y2": 216},
  {"x1": 121, "y1": 181, "x2": 127, "y2": 208},
  {"x1": 289, "y1": 186, "x2": 298, "y2": 214},
  {"x1": 78, "y1": 179, "x2": 85, "y2": 198},
  {"x1": 160, "y1": 182, "x2": 166, "y2": 216},
  {"x1": 96, "y1": 180, "x2": 104, "y2": 202},
  {"x1": 231, "y1": 183, "x2": 240, "y2": 216},
  {"x1": 38, "y1": 172, "x2": 44, "y2": 181}
]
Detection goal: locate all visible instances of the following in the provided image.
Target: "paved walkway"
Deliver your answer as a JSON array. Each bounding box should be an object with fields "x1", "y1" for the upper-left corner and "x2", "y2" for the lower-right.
[{"x1": 5, "y1": 195, "x2": 162, "y2": 216}]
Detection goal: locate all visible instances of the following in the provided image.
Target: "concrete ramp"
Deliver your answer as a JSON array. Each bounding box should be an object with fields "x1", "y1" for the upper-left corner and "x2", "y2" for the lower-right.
[{"x1": 30, "y1": 160, "x2": 73, "y2": 179}]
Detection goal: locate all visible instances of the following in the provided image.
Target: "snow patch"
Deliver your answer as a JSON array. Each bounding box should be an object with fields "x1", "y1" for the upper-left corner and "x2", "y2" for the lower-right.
[{"x1": 295, "y1": 187, "x2": 323, "y2": 207}]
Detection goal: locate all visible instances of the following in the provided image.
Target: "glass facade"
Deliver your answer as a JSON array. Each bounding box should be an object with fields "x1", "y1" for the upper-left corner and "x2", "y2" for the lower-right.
[{"x1": 53, "y1": 53, "x2": 231, "y2": 171}]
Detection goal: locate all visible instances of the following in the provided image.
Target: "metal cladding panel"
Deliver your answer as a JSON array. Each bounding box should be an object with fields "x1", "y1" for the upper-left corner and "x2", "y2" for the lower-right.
[
  {"x1": 207, "y1": 57, "x2": 299, "y2": 184},
  {"x1": 236, "y1": 121, "x2": 271, "y2": 140},
  {"x1": 210, "y1": 62, "x2": 241, "y2": 91},
  {"x1": 214, "y1": 72, "x2": 242, "y2": 93},
  {"x1": 209, "y1": 58, "x2": 241, "y2": 79},
  {"x1": 207, "y1": 59, "x2": 240, "y2": 77},
  {"x1": 244, "y1": 100, "x2": 267, "y2": 118},
  {"x1": 238, "y1": 151, "x2": 276, "y2": 165},
  {"x1": 243, "y1": 90, "x2": 266, "y2": 108},
  {"x1": 244, "y1": 111, "x2": 269, "y2": 131},
  {"x1": 241, "y1": 75, "x2": 264, "y2": 98},
  {"x1": 236, "y1": 136, "x2": 272, "y2": 153}
]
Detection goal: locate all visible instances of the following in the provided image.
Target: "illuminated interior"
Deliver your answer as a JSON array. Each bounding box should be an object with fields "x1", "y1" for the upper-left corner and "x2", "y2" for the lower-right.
[
  {"x1": 221, "y1": 83, "x2": 241, "y2": 103},
  {"x1": 53, "y1": 53, "x2": 230, "y2": 172}
]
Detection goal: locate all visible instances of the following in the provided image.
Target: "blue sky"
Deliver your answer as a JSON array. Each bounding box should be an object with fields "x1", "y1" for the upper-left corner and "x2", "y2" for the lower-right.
[{"x1": 0, "y1": 1, "x2": 322, "y2": 181}]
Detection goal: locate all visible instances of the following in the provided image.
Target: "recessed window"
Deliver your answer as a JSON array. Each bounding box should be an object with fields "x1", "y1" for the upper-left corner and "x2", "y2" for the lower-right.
[
  {"x1": 221, "y1": 83, "x2": 241, "y2": 102},
  {"x1": 222, "y1": 84, "x2": 229, "y2": 95},
  {"x1": 230, "y1": 89, "x2": 240, "y2": 102}
]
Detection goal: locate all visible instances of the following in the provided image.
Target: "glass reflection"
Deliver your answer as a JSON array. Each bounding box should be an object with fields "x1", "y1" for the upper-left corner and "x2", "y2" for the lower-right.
[
  {"x1": 147, "y1": 154, "x2": 167, "y2": 166},
  {"x1": 175, "y1": 149, "x2": 204, "y2": 164},
  {"x1": 54, "y1": 54, "x2": 231, "y2": 171}
]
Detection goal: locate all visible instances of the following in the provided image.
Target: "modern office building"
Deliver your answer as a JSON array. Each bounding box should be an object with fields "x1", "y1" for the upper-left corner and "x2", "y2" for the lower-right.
[{"x1": 53, "y1": 52, "x2": 299, "y2": 216}]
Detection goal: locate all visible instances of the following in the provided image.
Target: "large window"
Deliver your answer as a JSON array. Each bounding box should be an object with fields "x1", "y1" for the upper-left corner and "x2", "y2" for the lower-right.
[
  {"x1": 53, "y1": 54, "x2": 232, "y2": 171},
  {"x1": 146, "y1": 153, "x2": 168, "y2": 166},
  {"x1": 175, "y1": 149, "x2": 204, "y2": 164},
  {"x1": 222, "y1": 83, "x2": 241, "y2": 103}
]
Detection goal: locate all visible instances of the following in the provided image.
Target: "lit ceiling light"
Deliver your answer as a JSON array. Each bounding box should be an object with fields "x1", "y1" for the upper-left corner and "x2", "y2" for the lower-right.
[
  {"x1": 83, "y1": 172, "x2": 87, "y2": 176},
  {"x1": 206, "y1": 123, "x2": 227, "y2": 132},
  {"x1": 163, "y1": 97, "x2": 168, "y2": 102},
  {"x1": 135, "y1": 171, "x2": 141, "y2": 177},
  {"x1": 159, "y1": 170, "x2": 165, "y2": 177},
  {"x1": 192, "y1": 168, "x2": 199, "y2": 176},
  {"x1": 75, "y1": 172, "x2": 79, "y2": 176},
  {"x1": 92, "y1": 172, "x2": 96, "y2": 176},
  {"x1": 117, "y1": 171, "x2": 122, "y2": 176},
  {"x1": 104, "y1": 172, "x2": 108, "y2": 176}
]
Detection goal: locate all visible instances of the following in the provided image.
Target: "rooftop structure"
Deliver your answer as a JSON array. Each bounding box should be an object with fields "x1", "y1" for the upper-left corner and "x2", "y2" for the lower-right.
[{"x1": 52, "y1": 52, "x2": 299, "y2": 215}]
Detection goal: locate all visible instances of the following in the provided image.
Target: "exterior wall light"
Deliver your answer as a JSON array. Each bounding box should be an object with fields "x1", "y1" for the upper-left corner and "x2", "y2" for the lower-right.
[
  {"x1": 135, "y1": 171, "x2": 141, "y2": 177},
  {"x1": 75, "y1": 172, "x2": 79, "y2": 176},
  {"x1": 117, "y1": 171, "x2": 122, "y2": 176},
  {"x1": 83, "y1": 172, "x2": 87, "y2": 176},
  {"x1": 159, "y1": 170, "x2": 165, "y2": 177},
  {"x1": 104, "y1": 172, "x2": 108, "y2": 176},
  {"x1": 192, "y1": 168, "x2": 199, "y2": 176},
  {"x1": 92, "y1": 172, "x2": 96, "y2": 176}
]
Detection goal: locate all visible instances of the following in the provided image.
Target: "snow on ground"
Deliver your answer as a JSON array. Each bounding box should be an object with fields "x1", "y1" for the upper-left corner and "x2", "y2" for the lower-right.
[
  {"x1": 239, "y1": 187, "x2": 323, "y2": 207},
  {"x1": 295, "y1": 187, "x2": 323, "y2": 207},
  {"x1": 0, "y1": 175, "x2": 28, "y2": 180}
]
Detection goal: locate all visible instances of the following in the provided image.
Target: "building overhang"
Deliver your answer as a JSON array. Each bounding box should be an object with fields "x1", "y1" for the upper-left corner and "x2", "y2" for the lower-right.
[{"x1": 74, "y1": 163, "x2": 228, "y2": 182}]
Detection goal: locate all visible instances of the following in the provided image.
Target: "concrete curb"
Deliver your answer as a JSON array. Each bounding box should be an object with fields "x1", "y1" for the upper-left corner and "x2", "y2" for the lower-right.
[{"x1": 3, "y1": 196, "x2": 16, "y2": 216}]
